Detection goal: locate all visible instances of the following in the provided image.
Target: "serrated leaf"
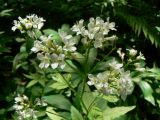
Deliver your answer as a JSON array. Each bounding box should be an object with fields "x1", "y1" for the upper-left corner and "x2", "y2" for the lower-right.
[
  {"x1": 46, "y1": 107, "x2": 64, "y2": 120},
  {"x1": 50, "y1": 73, "x2": 71, "y2": 90},
  {"x1": 43, "y1": 95, "x2": 72, "y2": 110},
  {"x1": 26, "y1": 80, "x2": 38, "y2": 88},
  {"x1": 71, "y1": 106, "x2": 83, "y2": 120},
  {"x1": 138, "y1": 80, "x2": 155, "y2": 105},
  {"x1": 103, "y1": 106, "x2": 136, "y2": 120}
]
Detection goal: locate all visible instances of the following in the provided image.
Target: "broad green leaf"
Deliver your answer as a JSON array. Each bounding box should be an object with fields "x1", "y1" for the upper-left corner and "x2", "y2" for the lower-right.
[
  {"x1": 82, "y1": 92, "x2": 96, "y2": 113},
  {"x1": 43, "y1": 95, "x2": 72, "y2": 110},
  {"x1": 91, "y1": 62, "x2": 107, "y2": 73},
  {"x1": 63, "y1": 60, "x2": 79, "y2": 73},
  {"x1": 36, "y1": 111, "x2": 46, "y2": 117},
  {"x1": 26, "y1": 80, "x2": 38, "y2": 88},
  {"x1": 24, "y1": 73, "x2": 46, "y2": 87},
  {"x1": 103, "y1": 106, "x2": 136, "y2": 120},
  {"x1": 46, "y1": 107, "x2": 64, "y2": 120},
  {"x1": 88, "y1": 107, "x2": 102, "y2": 120},
  {"x1": 138, "y1": 80, "x2": 155, "y2": 105},
  {"x1": 71, "y1": 106, "x2": 83, "y2": 120},
  {"x1": 50, "y1": 73, "x2": 71, "y2": 90},
  {"x1": 59, "y1": 24, "x2": 73, "y2": 34}
]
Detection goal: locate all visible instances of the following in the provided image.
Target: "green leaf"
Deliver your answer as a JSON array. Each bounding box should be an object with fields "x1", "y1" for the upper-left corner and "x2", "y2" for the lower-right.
[
  {"x1": 26, "y1": 37, "x2": 34, "y2": 53},
  {"x1": 82, "y1": 92, "x2": 96, "y2": 113},
  {"x1": 87, "y1": 48, "x2": 97, "y2": 68},
  {"x1": 71, "y1": 106, "x2": 83, "y2": 120},
  {"x1": 103, "y1": 106, "x2": 136, "y2": 120},
  {"x1": 88, "y1": 107, "x2": 102, "y2": 120},
  {"x1": 138, "y1": 80, "x2": 155, "y2": 105},
  {"x1": 43, "y1": 29, "x2": 61, "y2": 42},
  {"x1": 43, "y1": 95, "x2": 72, "y2": 110},
  {"x1": 156, "y1": 26, "x2": 160, "y2": 32},
  {"x1": 46, "y1": 107, "x2": 64, "y2": 120},
  {"x1": 103, "y1": 95, "x2": 119, "y2": 103},
  {"x1": 12, "y1": 52, "x2": 28, "y2": 71},
  {"x1": 50, "y1": 73, "x2": 71, "y2": 90},
  {"x1": 0, "y1": 9, "x2": 13, "y2": 16},
  {"x1": 91, "y1": 62, "x2": 107, "y2": 73},
  {"x1": 63, "y1": 60, "x2": 79, "y2": 73},
  {"x1": 26, "y1": 80, "x2": 38, "y2": 88}
]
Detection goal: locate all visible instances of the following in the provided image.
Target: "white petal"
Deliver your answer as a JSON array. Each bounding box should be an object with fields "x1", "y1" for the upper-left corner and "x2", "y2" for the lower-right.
[{"x1": 51, "y1": 63, "x2": 58, "y2": 69}]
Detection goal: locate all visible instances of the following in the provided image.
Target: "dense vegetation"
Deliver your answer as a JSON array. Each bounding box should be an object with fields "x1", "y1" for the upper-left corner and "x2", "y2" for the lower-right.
[{"x1": 0, "y1": 0, "x2": 160, "y2": 120}]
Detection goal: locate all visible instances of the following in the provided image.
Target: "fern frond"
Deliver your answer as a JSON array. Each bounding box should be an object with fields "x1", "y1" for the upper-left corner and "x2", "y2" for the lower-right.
[{"x1": 116, "y1": 11, "x2": 160, "y2": 47}]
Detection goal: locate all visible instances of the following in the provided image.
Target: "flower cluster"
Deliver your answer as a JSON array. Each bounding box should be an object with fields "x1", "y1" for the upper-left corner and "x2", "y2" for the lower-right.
[
  {"x1": 72, "y1": 17, "x2": 117, "y2": 48},
  {"x1": 13, "y1": 94, "x2": 37, "y2": 120},
  {"x1": 127, "y1": 48, "x2": 146, "y2": 72},
  {"x1": 31, "y1": 31, "x2": 77, "y2": 69},
  {"x1": 88, "y1": 59, "x2": 134, "y2": 100},
  {"x1": 12, "y1": 14, "x2": 45, "y2": 33}
]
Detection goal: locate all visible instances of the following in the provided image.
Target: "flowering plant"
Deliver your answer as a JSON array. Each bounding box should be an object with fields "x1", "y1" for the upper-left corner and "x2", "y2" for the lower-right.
[{"x1": 11, "y1": 14, "x2": 154, "y2": 120}]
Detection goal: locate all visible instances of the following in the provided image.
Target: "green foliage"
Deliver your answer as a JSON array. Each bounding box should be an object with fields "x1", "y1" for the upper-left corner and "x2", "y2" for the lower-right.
[{"x1": 1, "y1": 0, "x2": 160, "y2": 120}]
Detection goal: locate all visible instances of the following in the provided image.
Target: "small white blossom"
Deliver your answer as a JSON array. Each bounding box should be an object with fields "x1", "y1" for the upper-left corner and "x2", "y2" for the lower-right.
[
  {"x1": 128, "y1": 48, "x2": 137, "y2": 57},
  {"x1": 137, "y1": 52, "x2": 145, "y2": 60},
  {"x1": 37, "y1": 53, "x2": 51, "y2": 69},
  {"x1": 117, "y1": 48, "x2": 125, "y2": 60}
]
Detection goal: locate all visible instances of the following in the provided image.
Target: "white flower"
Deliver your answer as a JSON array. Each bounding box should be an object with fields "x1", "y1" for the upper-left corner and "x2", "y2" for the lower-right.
[
  {"x1": 72, "y1": 19, "x2": 85, "y2": 35},
  {"x1": 11, "y1": 20, "x2": 23, "y2": 32},
  {"x1": 137, "y1": 52, "x2": 145, "y2": 60},
  {"x1": 59, "y1": 31, "x2": 77, "y2": 52},
  {"x1": 108, "y1": 59, "x2": 123, "y2": 70},
  {"x1": 37, "y1": 53, "x2": 51, "y2": 69},
  {"x1": 128, "y1": 48, "x2": 137, "y2": 57},
  {"x1": 31, "y1": 40, "x2": 43, "y2": 53},
  {"x1": 117, "y1": 48, "x2": 125, "y2": 60}
]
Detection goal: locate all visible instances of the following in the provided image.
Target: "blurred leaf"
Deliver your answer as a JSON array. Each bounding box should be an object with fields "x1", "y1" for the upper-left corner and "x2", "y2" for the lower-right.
[
  {"x1": 26, "y1": 80, "x2": 38, "y2": 88},
  {"x1": 103, "y1": 95, "x2": 119, "y2": 103},
  {"x1": 138, "y1": 80, "x2": 155, "y2": 105},
  {"x1": 88, "y1": 106, "x2": 102, "y2": 120},
  {"x1": 0, "y1": 9, "x2": 13, "y2": 16},
  {"x1": 12, "y1": 52, "x2": 28, "y2": 71},
  {"x1": 43, "y1": 95, "x2": 72, "y2": 110},
  {"x1": 43, "y1": 29, "x2": 61, "y2": 42},
  {"x1": 103, "y1": 106, "x2": 136, "y2": 120},
  {"x1": 24, "y1": 73, "x2": 46, "y2": 87},
  {"x1": 50, "y1": 73, "x2": 71, "y2": 90},
  {"x1": 46, "y1": 107, "x2": 64, "y2": 120},
  {"x1": 82, "y1": 92, "x2": 96, "y2": 113},
  {"x1": 59, "y1": 24, "x2": 73, "y2": 35},
  {"x1": 71, "y1": 106, "x2": 83, "y2": 120}
]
